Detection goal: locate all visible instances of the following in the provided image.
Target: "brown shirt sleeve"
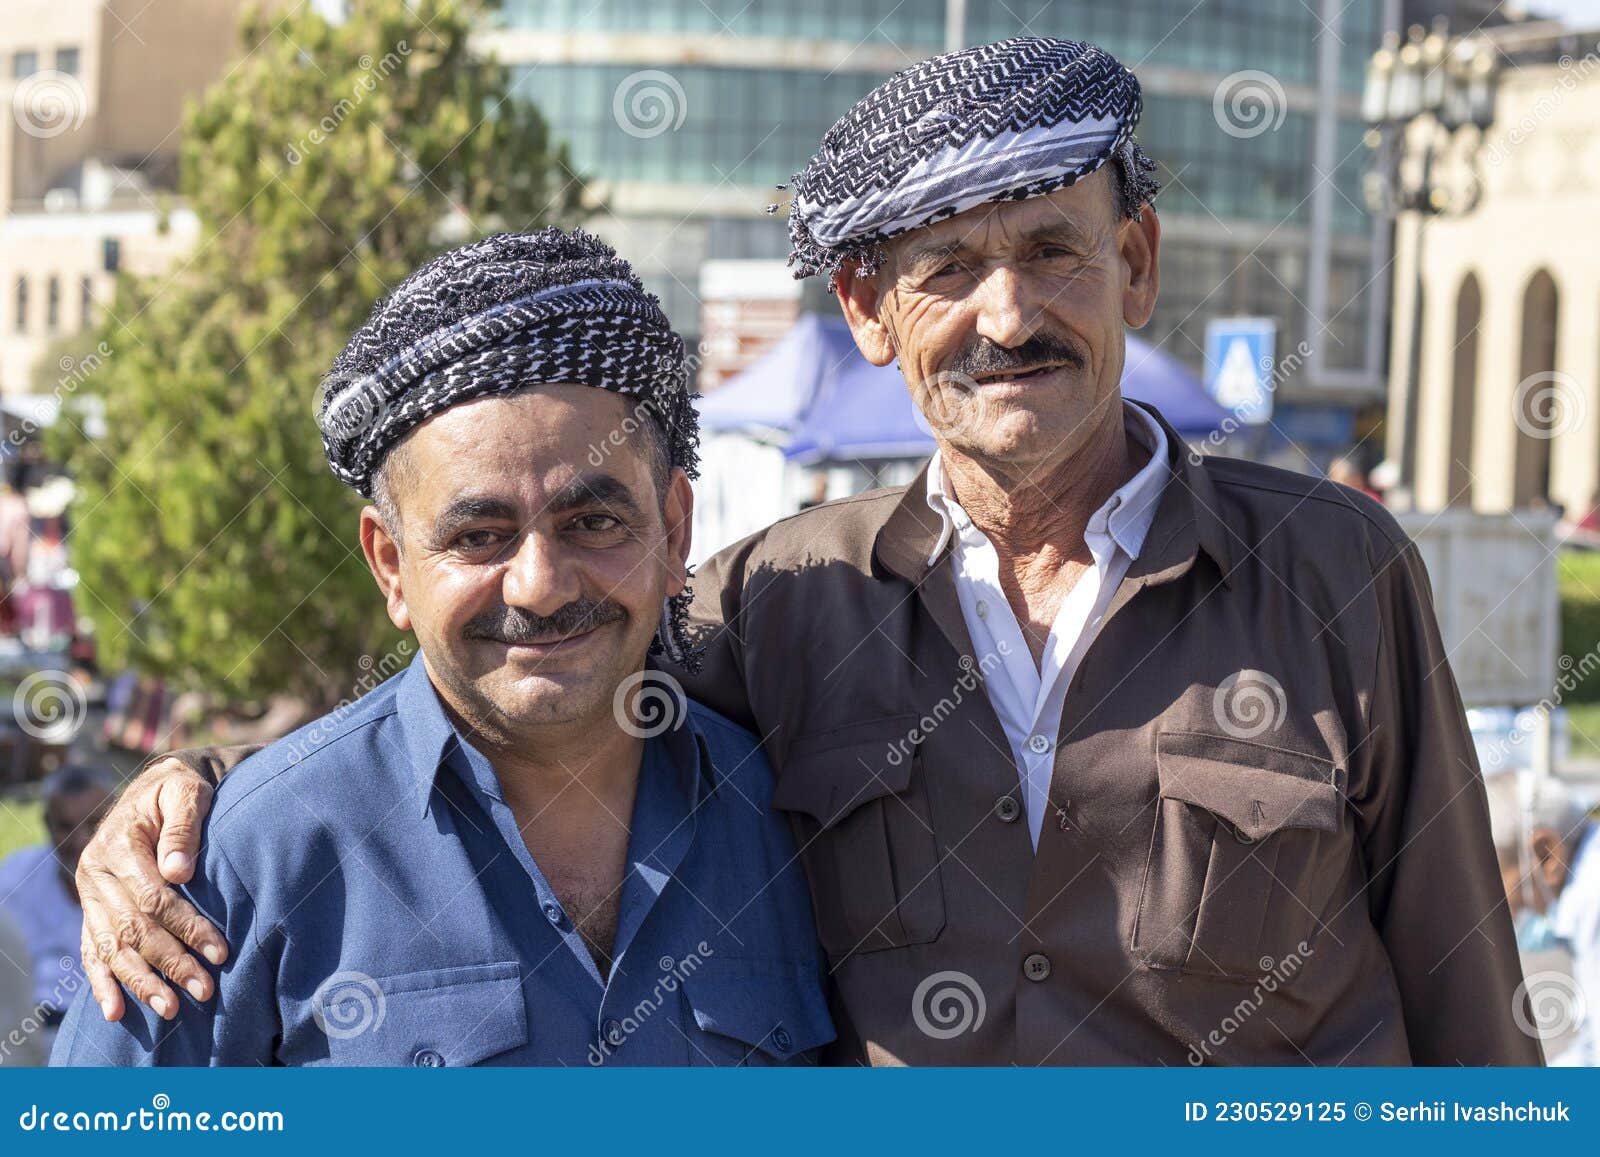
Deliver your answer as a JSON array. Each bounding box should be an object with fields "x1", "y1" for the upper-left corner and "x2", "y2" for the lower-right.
[
  {"x1": 1355, "y1": 538, "x2": 1543, "y2": 1065},
  {"x1": 151, "y1": 743, "x2": 269, "y2": 787}
]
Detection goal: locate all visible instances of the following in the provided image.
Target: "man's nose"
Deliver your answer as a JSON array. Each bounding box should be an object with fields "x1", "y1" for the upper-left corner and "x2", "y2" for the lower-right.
[
  {"x1": 501, "y1": 531, "x2": 582, "y2": 617},
  {"x1": 971, "y1": 264, "x2": 1039, "y2": 349}
]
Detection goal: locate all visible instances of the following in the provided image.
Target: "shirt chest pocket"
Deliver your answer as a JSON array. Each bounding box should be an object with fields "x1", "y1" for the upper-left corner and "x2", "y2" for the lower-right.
[
  {"x1": 306, "y1": 962, "x2": 527, "y2": 1067},
  {"x1": 771, "y1": 716, "x2": 946, "y2": 959},
  {"x1": 679, "y1": 956, "x2": 836, "y2": 1066},
  {"x1": 1132, "y1": 731, "x2": 1344, "y2": 982}
]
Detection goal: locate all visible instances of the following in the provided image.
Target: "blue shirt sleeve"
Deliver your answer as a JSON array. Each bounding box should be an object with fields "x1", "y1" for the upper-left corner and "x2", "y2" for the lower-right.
[{"x1": 50, "y1": 836, "x2": 279, "y2": 1067}]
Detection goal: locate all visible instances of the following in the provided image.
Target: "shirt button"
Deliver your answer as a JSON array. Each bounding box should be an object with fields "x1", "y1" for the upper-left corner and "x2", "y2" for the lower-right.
[
  {"x1": 976, "y1": 600, "x2": 989, "y2": 618},
  {"x1": 542, "y1": 901, "x2": 567, "y2": 928},
  {"x1": 1023, "y1": 953, "x2": 1052, "y2": 982},
  {"x1": 994, "y1": 796, "x2": 1021, "y2": 823},
  {"x1": 770, "y1": 1026, "x2": 793, "y2": 1053},
  {"x1": 413, "y1": 1048, "x2": 445, "y2": 1067},
  {"x1": 602, "y1": 1017, "x2": 624, "y2": 1047},
  {"x1": 1027, "y1": 734, "x2": 1051, "y2": 755}
]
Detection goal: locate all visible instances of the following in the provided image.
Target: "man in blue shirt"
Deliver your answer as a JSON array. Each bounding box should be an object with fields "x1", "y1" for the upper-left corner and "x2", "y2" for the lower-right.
[{"x1": 52, "y1": 230, "x2": 830, "y2": 1066}]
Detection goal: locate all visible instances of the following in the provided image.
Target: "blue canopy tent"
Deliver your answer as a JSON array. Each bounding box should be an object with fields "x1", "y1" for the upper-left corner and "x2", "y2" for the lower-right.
[
  {"x1": 694, "y1": 314, "x2": 862, "y2": 437},
  {"x1": 748, "y1": 317, "x2": 1225, "y2": 466}
]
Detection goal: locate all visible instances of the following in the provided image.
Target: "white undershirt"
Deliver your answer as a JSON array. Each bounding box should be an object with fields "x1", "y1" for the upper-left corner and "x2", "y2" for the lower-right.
[{"x1": 925, "y1": 402, "x2": 1171, "y2": 847}]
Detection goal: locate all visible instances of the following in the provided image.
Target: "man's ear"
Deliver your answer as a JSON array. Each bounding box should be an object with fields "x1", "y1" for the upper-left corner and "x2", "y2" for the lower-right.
[
  {"x1": 360, "y1": 506, "x2": 412, "y2": 631},
  {"x1": 835, "y1": 261, "x2": 898, "y2": 367},
  {"x1": 1120, "y1": 206, "x2": 1161, "y2": 329},
  {"x1": 661, "y1": 467, "x2": 694, "y2": 599}
]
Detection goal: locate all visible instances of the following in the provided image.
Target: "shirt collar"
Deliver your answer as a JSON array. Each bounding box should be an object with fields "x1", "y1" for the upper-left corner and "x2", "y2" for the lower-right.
[
  {"x1": 922, "y1": 398, "x2": 1171, "y2": 567},
  {"x1": 393, "y1": 654, "x2": 717, "y2": 816},
  {"x1": 878, "y1": 400, "x2": 1235, "y2": 591}
]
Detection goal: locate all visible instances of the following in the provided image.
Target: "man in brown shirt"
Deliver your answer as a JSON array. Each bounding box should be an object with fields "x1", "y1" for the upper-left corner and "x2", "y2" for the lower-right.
[{"x1": 70, "y1": 37, "x2": 1539, "y2": 1065}]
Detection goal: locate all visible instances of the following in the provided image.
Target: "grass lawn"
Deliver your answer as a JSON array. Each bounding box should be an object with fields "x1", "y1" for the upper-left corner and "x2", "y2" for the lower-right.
[
  {"x1": 0, "y1": 796, "x2": 42, "y2": 862},
  {"x1": 1560, "y1": 551, "x2": 1600, "y2": 762}
]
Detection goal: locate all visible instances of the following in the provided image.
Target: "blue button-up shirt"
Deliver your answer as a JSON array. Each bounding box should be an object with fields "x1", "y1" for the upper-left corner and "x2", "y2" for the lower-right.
[{"x1": 53, "y1": 659, "x2": 831, "y2": 1066}]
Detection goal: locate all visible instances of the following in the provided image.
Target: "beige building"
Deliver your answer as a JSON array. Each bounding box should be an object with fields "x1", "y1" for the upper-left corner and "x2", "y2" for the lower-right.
[
  {"x1": 1386, "y1": 29, "x2": 1600, "y2": 519},
  {"x1": 0, "y1": 0, "x2": 257, "y2": 396}
]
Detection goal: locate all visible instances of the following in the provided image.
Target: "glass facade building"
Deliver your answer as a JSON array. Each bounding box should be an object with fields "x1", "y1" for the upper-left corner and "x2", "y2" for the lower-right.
[{"x1": 491, "y1": 0, "x2": 1389, "y2": 392}]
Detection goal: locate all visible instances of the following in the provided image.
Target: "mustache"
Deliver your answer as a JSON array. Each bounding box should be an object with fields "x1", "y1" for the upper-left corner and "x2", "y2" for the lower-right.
[
  {"x1": 462, "y1": 598, "x2": 626, "y2": 644},
  {"x1": 944, "y1": 332, "x2": 1087, "y2": 380}
]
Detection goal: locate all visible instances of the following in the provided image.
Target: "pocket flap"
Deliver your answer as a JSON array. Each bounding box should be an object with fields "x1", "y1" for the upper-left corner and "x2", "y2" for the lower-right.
[
  {"x1": 680, "y1": 956, "x2": 836, "y2": 1060},
  {"x1": 771, "y1": 715, "x2": 918, "y2": 830},
  {"x1": 1156, "y1": 731, "x2": 1341, "y2": 840},
  {"x1": 322, "y1": 962, "x2": 527, "y2": 1067}
]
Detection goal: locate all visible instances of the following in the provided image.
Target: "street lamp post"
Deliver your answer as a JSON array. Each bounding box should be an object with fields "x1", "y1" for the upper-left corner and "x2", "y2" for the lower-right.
[{"x1": 1363, "y1": 19, "x2": 1496, "y2": 510}]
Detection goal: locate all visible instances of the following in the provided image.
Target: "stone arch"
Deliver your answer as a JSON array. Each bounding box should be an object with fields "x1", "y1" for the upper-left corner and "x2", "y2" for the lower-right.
[
  {"x1": 1511, "y1": 269, "x2": 1560, "y2": 509},
  {"x1": 1447, "y1": 272, "x2": 1481, "y2": 507}
]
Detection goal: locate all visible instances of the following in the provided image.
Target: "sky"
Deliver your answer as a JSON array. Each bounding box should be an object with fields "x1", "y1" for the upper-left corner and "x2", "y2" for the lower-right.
[{"x1": 1530, "y1": 0, "x2": 1600, "y2": 25}]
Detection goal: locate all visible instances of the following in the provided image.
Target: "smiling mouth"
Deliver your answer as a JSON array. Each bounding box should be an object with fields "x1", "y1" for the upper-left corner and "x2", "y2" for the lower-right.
[
  {"x1": 494, "y1": 624, "x2": 603, "y2": 650},
  {"x1": 973, "y1": 363, "x2": 1064, "y2": 385}
]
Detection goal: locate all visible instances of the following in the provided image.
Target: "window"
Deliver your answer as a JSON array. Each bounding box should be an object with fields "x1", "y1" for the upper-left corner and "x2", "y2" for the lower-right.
[
  {"x1": 102, "y1": 238, "x2": 120, "y2": 274},
  {"x1": 46, "y1": 276, "x2": 61, "y2": 332},
  {"x1": 80, "y1": 276, "x2": 94, "y2": 325},
  {"x1": 13, "y1": 50, "x2": 38, "y2": 79},
  {"x1": 55, "y1": 47, "x2": 79, "y2": 75},
  {"x1": 14, "y1": 278, "x2": 28, "y2": 334}
]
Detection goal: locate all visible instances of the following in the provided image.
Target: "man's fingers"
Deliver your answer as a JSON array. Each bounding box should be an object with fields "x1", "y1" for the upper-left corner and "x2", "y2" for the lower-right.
[
  {"x1": 154, "y1": 770, "x2": 213, "y2": 884},
  {"x1": 108, "y1": 943, "x2": 180, "y2": 1021},
  {"x1": 79, "y1": 915, "x2": 124, "y2": 1022},
  {"x1": 94, "y1": 875, "x2": 183, "y2": 1019},
  {"x1": 147, "y1": 878, "x2": 226, "y2": 971},
  {"x1": 118, "y1": 851, "x2": 226, "y2": 971}
]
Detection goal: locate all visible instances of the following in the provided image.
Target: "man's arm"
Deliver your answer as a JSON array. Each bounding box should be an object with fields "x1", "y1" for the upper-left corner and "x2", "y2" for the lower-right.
[
  {"x1": 53, "y1": 836, "x2": 277, "y2": 1066},
  {"x1": 1356, "y1": 539, "x2": 1543, "y2": 1065},
  {"x1": 75, "y1": 744, "x2": 263, "y2": 1022}
]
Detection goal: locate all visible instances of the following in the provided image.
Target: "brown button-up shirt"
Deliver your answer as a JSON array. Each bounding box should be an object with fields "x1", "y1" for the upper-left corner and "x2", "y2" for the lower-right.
[{"x1": 669, "y1": 402, "x2": 1540, "y2": 1067}]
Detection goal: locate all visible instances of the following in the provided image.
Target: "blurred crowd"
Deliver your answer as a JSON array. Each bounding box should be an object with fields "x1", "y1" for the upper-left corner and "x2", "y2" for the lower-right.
[{"x1": 0, "y1": 764, "x2": 114, "y2": 1064}]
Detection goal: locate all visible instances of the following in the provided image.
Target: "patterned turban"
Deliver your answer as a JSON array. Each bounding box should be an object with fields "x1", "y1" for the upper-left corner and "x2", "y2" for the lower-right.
[
  {"x1": 784, "y1": 37, "x2": 1159, "y2": 284},
  {"x1": 316, "y1": 228, "x2": 702, "y2": 668}
]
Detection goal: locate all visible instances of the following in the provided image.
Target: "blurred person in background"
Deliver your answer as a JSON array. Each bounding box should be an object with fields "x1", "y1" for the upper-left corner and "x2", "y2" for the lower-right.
[
  {"x1": 0, "y1": 908, "x2": 48, "y2": 1065},
  {"x1": 1327, "y1": 455, "x2": 1380, "y2": 502},
  {"x1": 0, "y1": 469, "x2": 32, "y2": 636},
  {"x1": 1487, "y1": 771, "x2": 1599, "y2": 1065},
  {"x1": 0, "y1": 765, "x2": 117, "y2": 1048}
]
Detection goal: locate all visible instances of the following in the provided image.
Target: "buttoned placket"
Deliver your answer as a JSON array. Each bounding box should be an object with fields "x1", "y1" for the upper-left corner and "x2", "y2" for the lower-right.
[
  {"x1": 442, "y1": 727, "x2": 702, "y2": 1061},
  {"x1": 945, "y1": 499, "x2": 1123, "y2": 846}
]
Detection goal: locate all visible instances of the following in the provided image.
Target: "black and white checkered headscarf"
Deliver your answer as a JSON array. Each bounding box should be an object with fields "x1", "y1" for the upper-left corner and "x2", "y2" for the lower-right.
[
  {"x1": 784, "y1": 37, "x2": 1158, "y2": 284},
  {"x1": 317, "y1": 228, "x2": 702, "y2": 668}
]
